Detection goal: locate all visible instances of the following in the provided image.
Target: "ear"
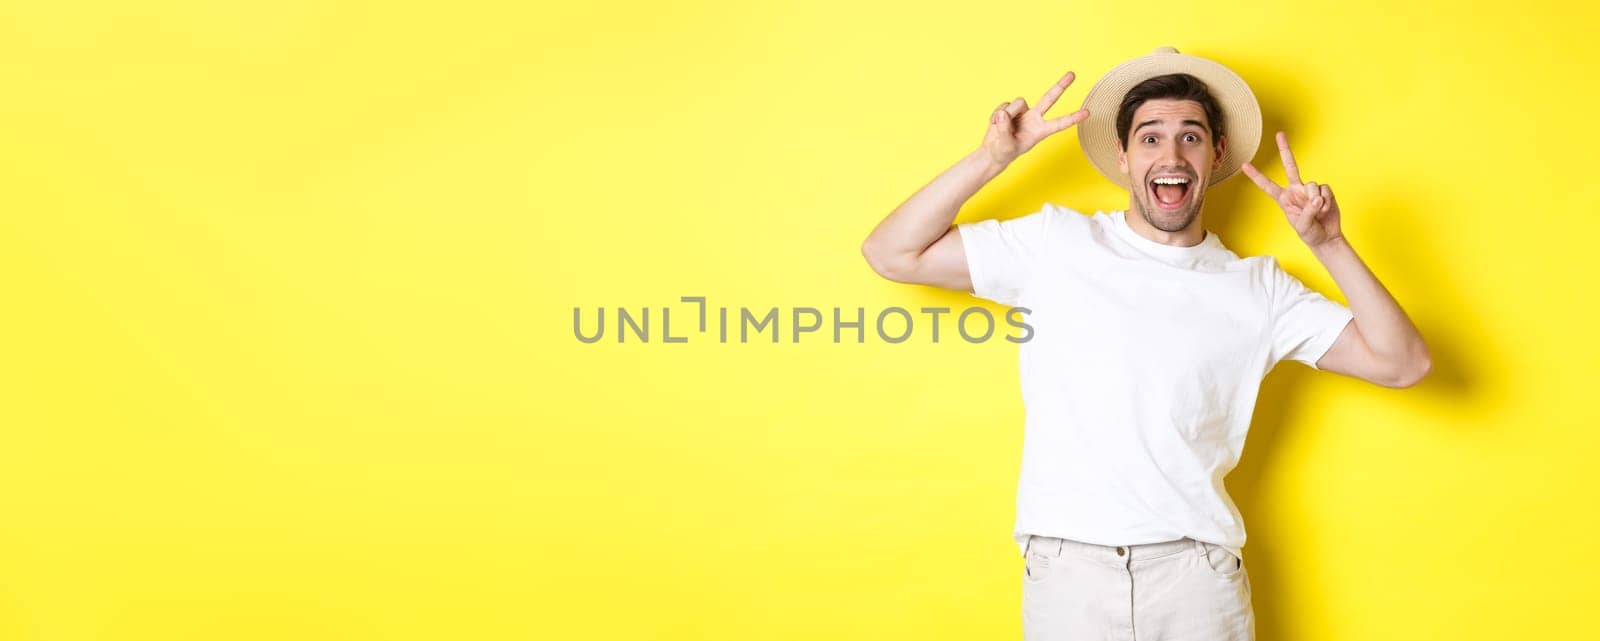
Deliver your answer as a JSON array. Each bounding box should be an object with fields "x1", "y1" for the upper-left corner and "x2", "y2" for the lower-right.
[
  {"x1": 1213, "y1": 134, "x2": 1227, "y2": 169},
  {"x1": 1117, "y1": 141, "x2": 1128, "y2": 174}
]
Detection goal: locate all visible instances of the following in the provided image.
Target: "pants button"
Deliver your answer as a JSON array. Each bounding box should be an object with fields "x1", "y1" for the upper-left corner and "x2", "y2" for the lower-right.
[{"x1": 1116, "y1": 547, "x2": 1125, "y2": 556}]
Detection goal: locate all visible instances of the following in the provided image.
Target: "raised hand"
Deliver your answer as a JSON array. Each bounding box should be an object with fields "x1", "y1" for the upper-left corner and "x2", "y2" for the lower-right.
[
  {"x1": 981, "y1": 70, "x2": 1091, "y2": 168},
  {"x1": 1241, "y1": 131, "x2": 1344, "y2": 249}
]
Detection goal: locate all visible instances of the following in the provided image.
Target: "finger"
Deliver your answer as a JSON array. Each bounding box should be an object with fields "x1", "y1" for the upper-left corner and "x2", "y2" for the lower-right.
[
  {"x1": 1035, "y1": 71, "x2": 1075, "y2": 115},
  {"x1": 1306, "y1": 181, "x2": 1318, "y2": 202},
  {"x1": 1276, "y1": 131, "x2": 1303, "y2": 185},
  {"x1": 1281, "y1": 191, "x2": 1302, "y2": 214},
  {"x1": 993, "y1": 103, "x2": 1014, "y2": 134},
  {"x1": 1316, "y1": 184, "x2": 1333, "y2": 214},
  {"x1": 1004, "y1": 97, "x2": 1027, "y2": 118},
  {"x1": 1046, "y1": 108, "x2": 1090, "y2": 134},
  {"x1": 1239, "y1": 162, "x2": 1282, "y2": 199}
]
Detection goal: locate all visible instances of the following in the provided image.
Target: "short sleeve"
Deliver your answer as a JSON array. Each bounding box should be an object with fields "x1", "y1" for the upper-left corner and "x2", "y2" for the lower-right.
[
  {"x1": 956, "y1": 206, "x2": 1052, "y2": 306},
  {"x1": 1267, "y1": 258, "x2": 1355, "y2": 370}
]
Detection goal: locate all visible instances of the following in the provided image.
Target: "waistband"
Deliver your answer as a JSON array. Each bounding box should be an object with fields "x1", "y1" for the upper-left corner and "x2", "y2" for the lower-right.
[{"x1": 1024, "y1": 533, "x2": 1203, "y2": 569}]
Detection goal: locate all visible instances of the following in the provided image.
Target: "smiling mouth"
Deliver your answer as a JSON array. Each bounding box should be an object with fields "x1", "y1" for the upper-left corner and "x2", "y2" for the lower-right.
[{"x1": 1148, "y1": 175, "x2": 1193, "y2": 210}]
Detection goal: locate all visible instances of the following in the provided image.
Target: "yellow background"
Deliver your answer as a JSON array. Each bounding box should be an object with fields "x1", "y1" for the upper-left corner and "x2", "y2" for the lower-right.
[{"x1": 2, "y1": 1, "x2": 1595, "y2": 639}]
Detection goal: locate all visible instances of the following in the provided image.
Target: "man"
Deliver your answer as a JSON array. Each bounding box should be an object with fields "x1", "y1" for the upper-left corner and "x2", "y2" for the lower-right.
[{"x1": 859, "y1": 47, "x2": 1431, "y2": 641}]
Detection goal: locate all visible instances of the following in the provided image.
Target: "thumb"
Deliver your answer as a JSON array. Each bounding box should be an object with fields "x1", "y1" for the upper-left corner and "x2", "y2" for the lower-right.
[{"x1": 993, "y1": 103, "x2": 1014, "y2": 135}]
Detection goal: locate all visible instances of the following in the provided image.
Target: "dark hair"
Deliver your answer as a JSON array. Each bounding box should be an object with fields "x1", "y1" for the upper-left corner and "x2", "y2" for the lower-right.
[{"x1": 1115, "y1": 73, "x2": 1225, "y2": 150}]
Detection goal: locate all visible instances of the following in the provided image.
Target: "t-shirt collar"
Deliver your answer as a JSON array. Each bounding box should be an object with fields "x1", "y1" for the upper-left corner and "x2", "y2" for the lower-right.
[{"x1": 1110, "y1": 210, "x2": 1223, "y2": 260}]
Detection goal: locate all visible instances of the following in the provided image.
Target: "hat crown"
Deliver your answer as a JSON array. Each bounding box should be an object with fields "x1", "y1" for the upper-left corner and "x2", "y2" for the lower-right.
[{"x1": 1076, "y1": 47, "x2": 1262, "y2": 191}]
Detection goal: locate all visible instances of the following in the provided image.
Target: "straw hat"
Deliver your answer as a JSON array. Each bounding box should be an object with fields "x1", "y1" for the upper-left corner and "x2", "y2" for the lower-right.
[{"x1": 1077, "y1": 46, "x2": 1262, "y2": 191}]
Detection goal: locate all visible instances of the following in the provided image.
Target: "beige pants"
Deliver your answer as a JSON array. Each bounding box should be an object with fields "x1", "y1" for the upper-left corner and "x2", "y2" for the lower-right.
[{"x1": 1022, "y1": 534, "x2": 1254, "y2": 641}]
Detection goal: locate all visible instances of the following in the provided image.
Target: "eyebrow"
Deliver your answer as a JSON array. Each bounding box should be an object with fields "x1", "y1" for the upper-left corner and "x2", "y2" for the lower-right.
[{"x1": 1134, "y1": 119, "x2": 1211, "y2": 134}]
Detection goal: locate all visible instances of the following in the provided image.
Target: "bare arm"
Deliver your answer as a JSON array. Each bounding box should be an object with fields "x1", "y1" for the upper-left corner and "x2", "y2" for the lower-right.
[
  {"x1": 859, "y1": 149, "x2": 1004, "y2": 290},
  {"x1": 861, "y1": 70, "x2": 1089, "y2": 290},
  {"x1": 1242, "y1": 132, "x2": 1433, "y2": 388},
  {"x1": 1309, "y1": 237, "x2": 1431, "y2": 387}
]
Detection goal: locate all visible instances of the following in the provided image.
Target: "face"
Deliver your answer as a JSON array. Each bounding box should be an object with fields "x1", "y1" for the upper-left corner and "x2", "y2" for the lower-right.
[{"x1": 1117, "y1": 98, "x2": 1226, "y2": 233}]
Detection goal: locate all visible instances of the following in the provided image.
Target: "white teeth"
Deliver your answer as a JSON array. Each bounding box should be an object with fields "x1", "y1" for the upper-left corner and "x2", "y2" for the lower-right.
[{"x1": 1152, "y1": 177, "x2": 1190, "y2": 185}]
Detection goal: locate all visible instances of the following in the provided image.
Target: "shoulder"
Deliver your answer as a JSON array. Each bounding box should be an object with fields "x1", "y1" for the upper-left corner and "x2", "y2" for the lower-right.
[
  {"x1": 1215, "y1": 248, "x2": 1281, "y2": 275},
  {"x1": 1245, "y1": 254, "x2": 1323, "y2": 306},
  {"x1": 1037, "y1": 202, "x2": 1099, "y2": 239},
  {"x1": 1249, "y1": 255, "x2": 1303, "y2": 284},
  {"x1": 1041, "y1": 202, "x2": 1091, "y2": 224}
]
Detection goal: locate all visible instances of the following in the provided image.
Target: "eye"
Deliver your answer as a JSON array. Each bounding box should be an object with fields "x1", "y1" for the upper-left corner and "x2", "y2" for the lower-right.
[
  {"x1": 1142, "y1": 135, "x2": 1156, "y2": 144},
  {"x1": 1184, "y1": 133, "x2": 1199, "y2": 143}
]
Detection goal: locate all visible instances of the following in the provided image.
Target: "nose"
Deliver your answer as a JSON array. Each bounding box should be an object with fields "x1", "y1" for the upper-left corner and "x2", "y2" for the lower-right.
[
  {"x1": 1154, "y1": 142, "x2": 1191, "y2": 176},
  {"x1": 1159, "y1": 139, "x2": 1185, "y2": 165}
]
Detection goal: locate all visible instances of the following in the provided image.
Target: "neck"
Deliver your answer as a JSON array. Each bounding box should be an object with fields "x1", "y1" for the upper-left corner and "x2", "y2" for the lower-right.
[{"x1": 1125, "y1": 202, "x2": 1208, "y2": 247}]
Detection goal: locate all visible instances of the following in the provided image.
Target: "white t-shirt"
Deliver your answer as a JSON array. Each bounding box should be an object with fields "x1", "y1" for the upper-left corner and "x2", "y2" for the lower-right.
[{"x1": 957, "y1": 204, "x2": 1354, "y2": 561}]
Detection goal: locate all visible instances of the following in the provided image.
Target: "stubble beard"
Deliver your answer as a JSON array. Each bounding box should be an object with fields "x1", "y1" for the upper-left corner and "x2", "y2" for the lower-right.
[{"x1": 1133, "y1": 185, "x2": 1204, "y2": 233}]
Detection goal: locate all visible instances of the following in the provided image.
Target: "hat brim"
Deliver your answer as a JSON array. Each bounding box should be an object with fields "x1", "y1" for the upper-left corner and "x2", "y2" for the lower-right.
[{"x1": 1077, "y1": 49, "x2": 1262, "y2": 192}]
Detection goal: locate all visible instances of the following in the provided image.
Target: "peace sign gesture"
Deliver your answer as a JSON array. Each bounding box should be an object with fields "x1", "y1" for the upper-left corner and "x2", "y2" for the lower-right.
[
  {"x1": 980, "y1": 70, "x2": 1092, "y2": 168},
  {"x1": 1240, "y1": 131, "x2": 1344, "y2": 250}
]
